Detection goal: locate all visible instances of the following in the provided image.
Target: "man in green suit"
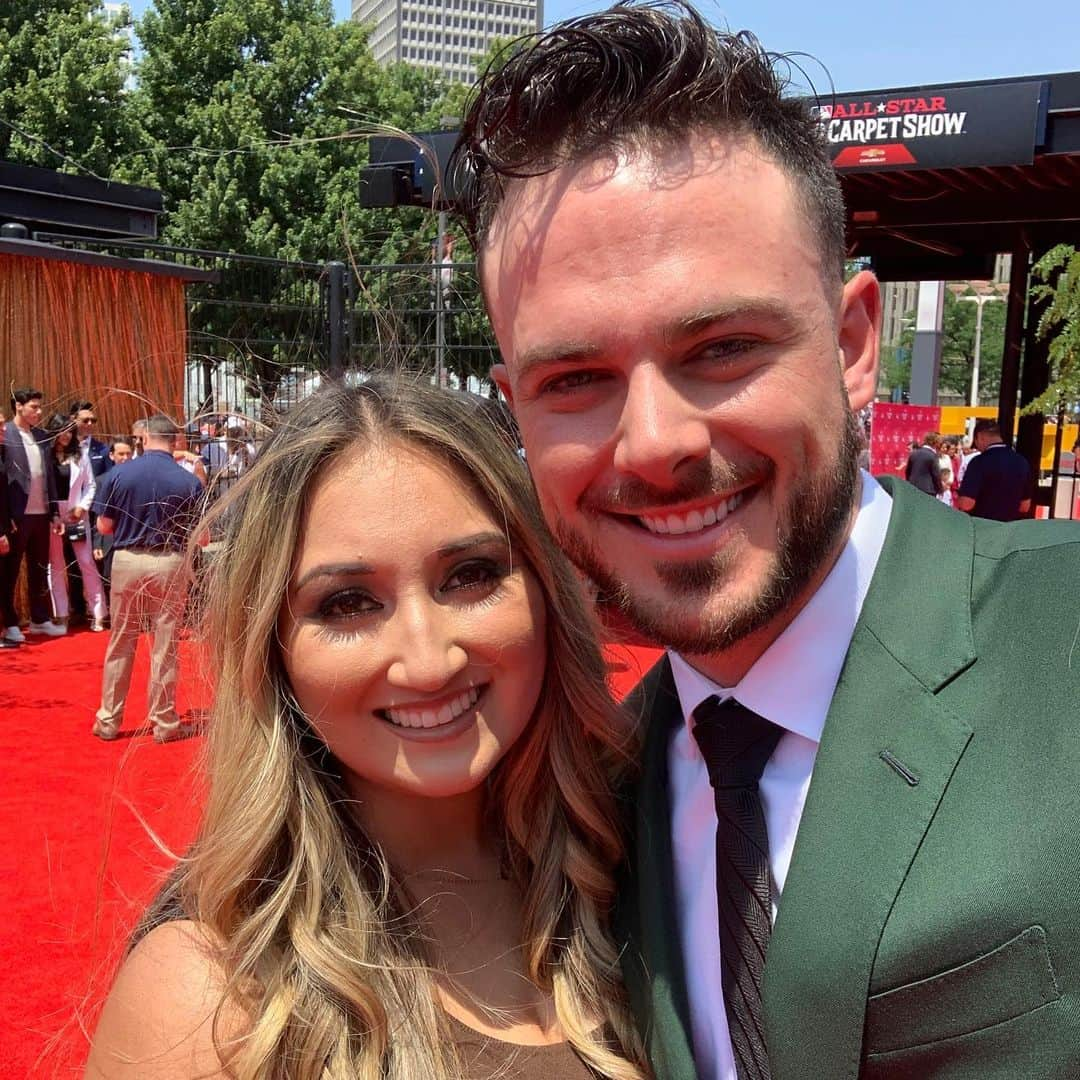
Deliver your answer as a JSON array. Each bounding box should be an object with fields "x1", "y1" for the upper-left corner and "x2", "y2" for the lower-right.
[{"x1": 458, "y1": 2, "x2": 1080, "y2": 1076}]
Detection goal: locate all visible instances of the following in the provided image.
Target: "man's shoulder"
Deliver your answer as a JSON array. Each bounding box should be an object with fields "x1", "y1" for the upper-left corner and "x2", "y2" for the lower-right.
[{"x1": 972, "y1": 516, "x2": 1080, "y2": 564}]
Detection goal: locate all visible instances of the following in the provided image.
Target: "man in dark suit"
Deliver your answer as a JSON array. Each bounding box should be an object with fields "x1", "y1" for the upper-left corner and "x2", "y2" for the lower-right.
[
  {"x1": 462, "y1": 5, "x2": 1080, "y2": 1077},
  {"x1": 0, "y1": 431, "x2": 16, "y2": 649},
  {"x1": 904, "y1": 433, "x2": 944, "y2": 497},
  {"x1": 2, "y1": 388, "x2": 64, "y2": 642}
]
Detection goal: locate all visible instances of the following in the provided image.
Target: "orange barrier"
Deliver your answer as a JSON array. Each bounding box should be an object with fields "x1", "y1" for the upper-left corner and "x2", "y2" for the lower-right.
[
  {"x1": 0, "y1": 251, "x2": 186, "y2": 434},
  {"x1": 938, "y1": 405, "x2": 1077, "y2": 473}
]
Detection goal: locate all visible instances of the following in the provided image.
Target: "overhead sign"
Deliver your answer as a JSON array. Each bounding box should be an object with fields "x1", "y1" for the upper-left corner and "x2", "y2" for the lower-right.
[{"x1": 818, "y1": 80, "x2": 1047, "y2": 172}]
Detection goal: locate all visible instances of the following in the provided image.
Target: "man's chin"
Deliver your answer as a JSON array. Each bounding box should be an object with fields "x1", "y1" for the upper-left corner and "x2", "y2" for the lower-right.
[{"x1": 598, "y1": 575, "x2": 762, "y2": 655}]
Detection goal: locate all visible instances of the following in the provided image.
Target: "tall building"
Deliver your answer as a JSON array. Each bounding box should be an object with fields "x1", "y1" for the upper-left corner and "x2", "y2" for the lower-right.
[
  {"x1": 354, "y1": 0, "x2": 543, "y2": 84},
  {"x1": 880, "y1": 280, "x2": 920, "y2": 350},
  {"x1": 100, "y1": 2, "x2": 136, "y2": 89}
]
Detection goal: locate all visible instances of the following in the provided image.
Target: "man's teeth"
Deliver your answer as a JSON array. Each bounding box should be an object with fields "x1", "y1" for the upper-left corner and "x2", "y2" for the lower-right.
[
  {"x1": 385, "y1": 685, "x2": 481, "y2": 729},
  {"x1": 639, "y1": 491, "x2": 745, "y2": 535}
]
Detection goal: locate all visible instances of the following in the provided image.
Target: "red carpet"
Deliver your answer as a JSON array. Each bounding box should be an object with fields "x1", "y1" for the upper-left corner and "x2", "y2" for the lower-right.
[
  {"x1": 1, "y1": 628, "x2": 659, "y2": 1077},
  {"x1": 1, "y1": 628, "x2": 208, "y2": 1077}
]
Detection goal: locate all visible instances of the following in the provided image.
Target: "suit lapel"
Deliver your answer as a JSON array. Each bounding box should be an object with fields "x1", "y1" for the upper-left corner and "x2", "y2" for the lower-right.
[
  {"x1": 5, "y1": 422, "x2": 28, "y2": 477},
  {"x1": 763, "y1": 477, "x2": 978, "y2": 1078},
  {"x1": 618, "y1": 657, "x2": 698, "y2": 1079}
]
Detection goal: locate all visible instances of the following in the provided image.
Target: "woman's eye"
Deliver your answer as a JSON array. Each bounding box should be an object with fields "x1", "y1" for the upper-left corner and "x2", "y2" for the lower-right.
[
  {"x1": 317, "y1": 590, "x2": 379, "y2": 620},
  {"x1": 443, "y1": 559, "x2": 503, "y2": 593}
]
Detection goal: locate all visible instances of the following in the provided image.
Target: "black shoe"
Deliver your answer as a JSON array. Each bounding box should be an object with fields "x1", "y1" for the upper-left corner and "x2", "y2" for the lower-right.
[{"x1": 0, "y1": 638, "x2": 20, "y2": 649}]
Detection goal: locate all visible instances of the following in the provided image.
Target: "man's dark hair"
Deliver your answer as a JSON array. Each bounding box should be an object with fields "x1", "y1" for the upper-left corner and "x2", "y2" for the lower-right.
[
  {"x1": 110, "y1": 438, "x2": 133, "y2": 453},
  {"x1": 10, "y1": 388, "x2": 43, "y2": 410},
  {"x1": 454, "y1": 0, "x2": 846, "y2": 280},
  {"x1": 69, "y1": 400, "x2": 94, "y2": 415},
  {"x1": 973, "y1": 419, "x2": 1002, "y2": 440},
  {"x1": 923, "y1": 431, "x2": 940, "y2": 447},
  {"x1": 145, "y1": 413, "x2": 180, "y2": 437}
]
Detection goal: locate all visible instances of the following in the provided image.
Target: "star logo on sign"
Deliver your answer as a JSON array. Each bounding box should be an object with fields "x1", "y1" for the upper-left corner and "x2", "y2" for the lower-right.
[{"x1": 877, "y1": 102, "x2": 887, "y2": 113}]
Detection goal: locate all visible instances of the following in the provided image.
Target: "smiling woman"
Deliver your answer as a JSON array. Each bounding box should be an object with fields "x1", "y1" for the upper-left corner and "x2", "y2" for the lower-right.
[{"x1": 83, "y1": 378, "x2": 647, "y2": 1080}]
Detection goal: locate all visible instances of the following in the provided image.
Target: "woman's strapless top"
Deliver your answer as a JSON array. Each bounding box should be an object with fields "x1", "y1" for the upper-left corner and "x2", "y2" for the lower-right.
[{"x1": 448, "y1": 1012, "x2": 595, "y2": 1079}]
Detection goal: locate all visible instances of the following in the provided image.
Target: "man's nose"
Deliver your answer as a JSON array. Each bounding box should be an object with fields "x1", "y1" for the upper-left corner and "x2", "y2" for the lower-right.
[
  {"x1": 612, "y1": 364, "x2": 711, "y2": 486},
  {"x1": 385, "y1": 597, "x2": 469, "y2": 693}
]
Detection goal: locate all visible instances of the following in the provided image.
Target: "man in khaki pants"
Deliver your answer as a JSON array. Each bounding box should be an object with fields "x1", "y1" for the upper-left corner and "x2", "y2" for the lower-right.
[{"x1": 92, "y1": 415, "x2": 203, "y2": 743}]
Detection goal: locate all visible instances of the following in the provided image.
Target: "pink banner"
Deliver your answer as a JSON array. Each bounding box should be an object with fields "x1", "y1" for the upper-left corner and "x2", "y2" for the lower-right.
[{"x1": 869, "y1": 402, "x2": 942, "y2": 477}]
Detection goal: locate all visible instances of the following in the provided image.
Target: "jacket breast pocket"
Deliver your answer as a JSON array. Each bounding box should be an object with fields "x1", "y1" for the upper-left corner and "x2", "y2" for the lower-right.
[{"x1": 864, "y1": 926, "x2": 1061, "y2": 1057}]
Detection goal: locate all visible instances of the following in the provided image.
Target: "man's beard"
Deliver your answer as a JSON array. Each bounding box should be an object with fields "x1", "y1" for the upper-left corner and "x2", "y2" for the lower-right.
[{"x1": 554, "y1": 408, "x2": 863, "y2": 655}]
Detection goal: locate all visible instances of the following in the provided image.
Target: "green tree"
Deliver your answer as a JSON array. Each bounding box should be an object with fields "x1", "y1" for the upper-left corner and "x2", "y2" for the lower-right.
[
  {"x1": 898, "y1": 287, "x2": 1007, "y2": 402},
  {"x1": 0, "y1": 0, "x2": 139, "y2": 177},
  {"x1": 1022, "y1": 244, "x2": 1080, "y2": 417},
  {"x1": 125, "y1": 0, "x2": 461, "y2": 401},
  {"x1": 128, "y1": 0, "x2": 446, "y2": 262}
]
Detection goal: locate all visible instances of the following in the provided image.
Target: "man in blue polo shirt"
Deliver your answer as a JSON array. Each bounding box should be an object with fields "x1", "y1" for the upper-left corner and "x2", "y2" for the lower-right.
[
  {"x1": 92, "y1": 414, "x2": 203, "y2": 743},
  {"x1": 957, "y1": 419, "x2": 1033, "y2": 522}
]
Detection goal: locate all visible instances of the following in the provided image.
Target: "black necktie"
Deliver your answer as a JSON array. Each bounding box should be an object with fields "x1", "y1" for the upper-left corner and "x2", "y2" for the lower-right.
[{"x1": 692, "y1": 695, "x2": 783, "y2": 1080}]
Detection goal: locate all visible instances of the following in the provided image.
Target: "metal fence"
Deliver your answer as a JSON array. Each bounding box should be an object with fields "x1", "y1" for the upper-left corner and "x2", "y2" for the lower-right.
[{"x1": 34, "y1": 233, "x2": 502, "y2": 426}]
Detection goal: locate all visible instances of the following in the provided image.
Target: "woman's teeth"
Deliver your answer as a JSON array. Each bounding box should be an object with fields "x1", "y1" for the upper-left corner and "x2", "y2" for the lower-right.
[
  {"x1": 384, "y1": 685, "x2": 481, "y2": 729},
  {"x1": 639, "y1": 490, "x2": 745, "y2": 535}
]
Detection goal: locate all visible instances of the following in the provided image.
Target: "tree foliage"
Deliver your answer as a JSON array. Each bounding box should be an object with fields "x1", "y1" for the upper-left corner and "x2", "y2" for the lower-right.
[
  {"x1": 122, "y1": 0, "x2": 477, "y2": 398},
  {"x1": 1, "y1": 1, "x2": 505, "y2": 395},
  {"x1": 1022, "y1": 244, "x2": 1080, "y2": 417},
  {"x1": 0, "y1": 0, "x2": 139, "y2": 177},
  {"x1": 897, "y1": 287, "x2": 1007, "y2": 402},
  {"x1": 127, "y1": 0, "x2": 447, "y2": 263}
]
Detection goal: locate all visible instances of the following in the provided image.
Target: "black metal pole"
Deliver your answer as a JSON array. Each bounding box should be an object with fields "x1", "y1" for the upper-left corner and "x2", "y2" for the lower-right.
[
  {"x1": 326, "y1": 261, "x2": 347, "y2": 377},
  {"x1": 1049, "y1": 408, "x2": 1066, "y2": 518},
  {"x1": 1016, "y1": 245, "x2": 1053, "y2": 511},
  {"x1": 997, "y1": 238, "x2": 1030, "y2": 447}
]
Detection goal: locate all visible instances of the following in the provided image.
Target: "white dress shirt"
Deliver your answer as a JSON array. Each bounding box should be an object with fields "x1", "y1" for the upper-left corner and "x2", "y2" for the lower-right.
[{"x1": 667, "y1": 471, "x2": 893, "y2": 1080}]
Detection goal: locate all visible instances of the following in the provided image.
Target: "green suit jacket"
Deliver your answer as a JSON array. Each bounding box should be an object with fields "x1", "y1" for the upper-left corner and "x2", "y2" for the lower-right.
[{"x1": 618, "y1": 475, "x2": 1080, "y2": 1078}]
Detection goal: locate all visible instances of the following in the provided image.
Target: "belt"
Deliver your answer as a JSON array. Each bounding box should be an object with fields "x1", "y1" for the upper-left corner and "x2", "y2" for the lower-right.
[{"x1": 118, "y1": 545, "x2": 180, "y2": 555}]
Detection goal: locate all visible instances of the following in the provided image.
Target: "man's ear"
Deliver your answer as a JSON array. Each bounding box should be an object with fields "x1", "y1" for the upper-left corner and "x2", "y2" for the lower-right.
[
  {"x1": 838, "y1": 270, "x2": 881, "y2": 411},
  {"x1": 491, "y1": 363, "x2": 515, "y2": 411}
]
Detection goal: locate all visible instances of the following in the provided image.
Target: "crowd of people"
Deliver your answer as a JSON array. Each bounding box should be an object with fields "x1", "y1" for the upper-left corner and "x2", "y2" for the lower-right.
[
  {"x1": 1, "y1": 391, "x2": 263, "y2": 740},
  {"x1": 904, "y1": 418, "x2": 1034, "y2": 519},
  {"x1": 6, "y1": 4, "x2": 1079, "y2": 1078}
]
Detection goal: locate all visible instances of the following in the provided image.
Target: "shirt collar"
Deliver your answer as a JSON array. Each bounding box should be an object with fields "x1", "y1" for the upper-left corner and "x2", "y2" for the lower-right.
[{"x1": 669, "y1": 470, "x2": 893, "y2": 746}]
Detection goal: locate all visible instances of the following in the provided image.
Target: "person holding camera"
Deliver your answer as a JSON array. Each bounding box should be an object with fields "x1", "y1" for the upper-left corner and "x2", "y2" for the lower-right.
[{"x1": 45, "y1": 414, "x2": 106, "y2": 633}]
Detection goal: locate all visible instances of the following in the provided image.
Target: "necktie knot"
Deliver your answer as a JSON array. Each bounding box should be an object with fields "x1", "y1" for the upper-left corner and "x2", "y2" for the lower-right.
[{"x1": 692, "y1": 695, "x2": 783, "y2": 790}]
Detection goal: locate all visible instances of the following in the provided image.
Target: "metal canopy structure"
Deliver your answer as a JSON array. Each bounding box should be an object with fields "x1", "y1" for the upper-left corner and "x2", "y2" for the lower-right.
[
  {"x1": 827, "y1": 70, "x2": 1080, "y2": 489},
  {"x1": 839, "y1": 70, "x2": 1080, "y2": 271},
  {"x1": 0, "y1": 160, "x2": 163, "y2": 239}
]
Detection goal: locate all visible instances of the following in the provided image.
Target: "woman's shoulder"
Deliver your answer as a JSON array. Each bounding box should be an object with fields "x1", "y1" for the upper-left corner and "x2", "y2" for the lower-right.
[{"x1": 84, "y1": 920, "x2": 243, "y2": 1079}]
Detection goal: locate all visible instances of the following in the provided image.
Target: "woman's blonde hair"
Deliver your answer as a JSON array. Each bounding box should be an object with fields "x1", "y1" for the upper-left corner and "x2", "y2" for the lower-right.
[{"x1": 145, "y1": 376, "x2": 647, "y2": 1078}]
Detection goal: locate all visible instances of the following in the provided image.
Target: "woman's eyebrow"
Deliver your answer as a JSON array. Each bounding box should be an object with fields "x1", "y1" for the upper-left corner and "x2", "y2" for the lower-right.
[
  {"x1": 436, "y1": 531, "x2": 508, "y2": 558},
  {"x1": 293, "y1": 561, "x2": 376, "y2": 591}
]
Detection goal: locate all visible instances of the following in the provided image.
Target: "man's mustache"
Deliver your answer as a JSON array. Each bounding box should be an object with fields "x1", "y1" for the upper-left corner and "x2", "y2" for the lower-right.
[{"x1": 580, "y1": 456, "x2": 772, "y2": 514}]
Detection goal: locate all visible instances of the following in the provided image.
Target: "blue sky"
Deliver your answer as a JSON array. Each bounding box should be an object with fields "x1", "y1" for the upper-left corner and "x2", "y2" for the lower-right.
[{"x1": 124, "y1": 0, "x2": 1078, "y2": 92}]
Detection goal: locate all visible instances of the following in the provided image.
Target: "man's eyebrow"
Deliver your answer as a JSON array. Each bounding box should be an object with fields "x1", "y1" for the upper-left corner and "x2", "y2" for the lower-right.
[
  {"x1": 294, "y1": 561, "x2": 376, "y2": 591},
  {"x1": 663, "y1": 299, "x2": 799, "y2": 343},
  {"x1": 514, "y1": 299, "x2": 798, "y2": 378},
  {"x1": 514, "y1": 342, "x2": 605, "y2": 381}
]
